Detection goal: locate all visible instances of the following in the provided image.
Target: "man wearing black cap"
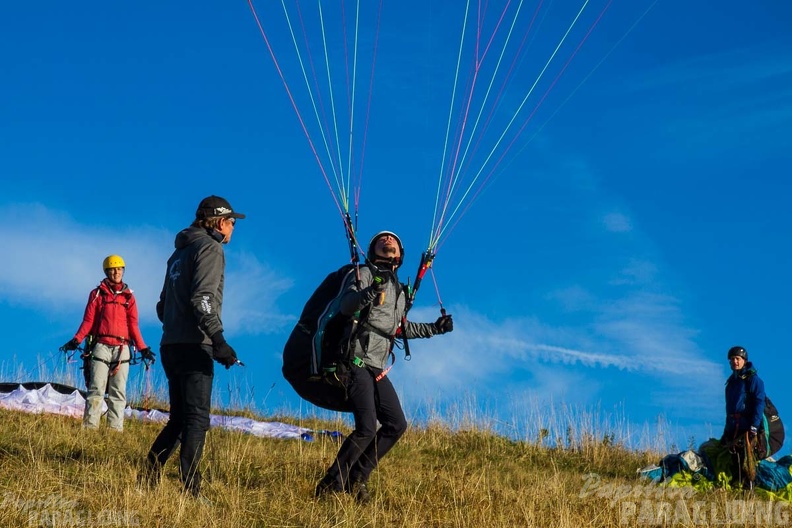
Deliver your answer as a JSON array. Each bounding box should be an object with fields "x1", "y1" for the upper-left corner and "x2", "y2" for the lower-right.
[
  {"x1": 142, "y1": 195, "x2": 245, "y2": 497},
  {"x1": 315, "y1": 230, "x2": 454, "y2": 502}
]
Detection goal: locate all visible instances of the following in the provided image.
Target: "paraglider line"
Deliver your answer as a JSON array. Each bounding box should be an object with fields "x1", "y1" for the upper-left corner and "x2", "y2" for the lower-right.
[
  {"x1": 432, "y1": 0, "x2": 596, "y2": 247},
  {"x1": 247, "y1": 0, "x2": 346, "y2": 217}
]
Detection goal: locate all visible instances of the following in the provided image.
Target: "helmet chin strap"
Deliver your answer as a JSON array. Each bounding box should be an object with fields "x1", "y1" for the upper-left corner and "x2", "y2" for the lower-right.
[{"x1": 371, "y1": 256, "x2": 398, "y2": 271}]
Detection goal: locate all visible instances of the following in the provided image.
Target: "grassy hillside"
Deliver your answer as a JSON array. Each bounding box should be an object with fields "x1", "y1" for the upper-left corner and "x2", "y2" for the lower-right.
[{"x1": 0, "y1": 403, "x2": 783, "y2": 527}]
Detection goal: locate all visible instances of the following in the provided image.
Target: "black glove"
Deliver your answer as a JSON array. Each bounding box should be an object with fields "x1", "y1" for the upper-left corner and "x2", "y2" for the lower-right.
[
  {"x1": 140, "y1": 347, "x2": 156, "y2": 365},
  {"x1": 211, "y1": 332, "x2": 238, "y2": 369},
  {"x1": 371, "y1": 269, "x2": 392, "y2": 292},
  {"x1": 61, "y1": 338, "x2": 80, "y2": 352},
  {"x1": 433, "y1": 314, "x2": 454, "y2": 334}
]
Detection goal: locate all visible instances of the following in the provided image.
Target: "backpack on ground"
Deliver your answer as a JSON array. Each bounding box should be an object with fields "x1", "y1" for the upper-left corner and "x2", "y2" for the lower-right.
[{"x1": 282, "y1": 264, "x2": 363, "y2": 412}]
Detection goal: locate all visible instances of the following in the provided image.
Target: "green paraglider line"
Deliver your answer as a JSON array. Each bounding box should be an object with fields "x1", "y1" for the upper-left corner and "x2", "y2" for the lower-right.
[
  {"x1": 438, "y1": 0, "x2": 653, "y2": 252},
  {"x1": 432, "y1": 0, "x2": 594, "y2": 250},
  {"x1": 247, "y1": 0, "x2": 346, "y2": 217}
]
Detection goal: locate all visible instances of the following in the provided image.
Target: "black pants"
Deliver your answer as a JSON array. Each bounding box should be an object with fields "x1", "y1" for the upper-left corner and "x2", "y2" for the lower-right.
[
  {"x1": 145, "y1": 344, "x2": 214, "y2": 495},
  {"x1": 324, "y1": 365, "x2": 408, "y2": 487}
]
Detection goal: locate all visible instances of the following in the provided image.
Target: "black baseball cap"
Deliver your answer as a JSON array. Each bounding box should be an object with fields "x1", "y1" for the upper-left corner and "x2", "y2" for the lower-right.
[{"x1": 195, "y1": 195, "x2": 246, "y2": 220}]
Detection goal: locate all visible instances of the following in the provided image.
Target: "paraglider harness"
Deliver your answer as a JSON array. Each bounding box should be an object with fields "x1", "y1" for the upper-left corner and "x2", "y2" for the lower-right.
[
  {"x1": 283, "y1": 214, "x2": 444, "y2": 411},
  {"x1": 313, "y1": 264, "x2": 419, "y2": 391},
  {"x1": 724, "y1": 396, "x2": 784, "y2": 462},
  {"x1": 360, "y1": 249, "x2": 438, "y2": 383},
  {"x1": 309, "y1": 216, "x2": 437, "y2": 391},
  {"x1": 61, "y1": 282, "x2": 155, "y2": 388}
]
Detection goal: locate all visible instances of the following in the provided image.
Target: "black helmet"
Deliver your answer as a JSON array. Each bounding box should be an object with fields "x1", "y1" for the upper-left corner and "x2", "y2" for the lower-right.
[
  {"x1": 367, "y1": 231, "x2": 404, "y2": 267},
  {"x1": 727, "y1": 346, "x2": 748, "y2": 360}
]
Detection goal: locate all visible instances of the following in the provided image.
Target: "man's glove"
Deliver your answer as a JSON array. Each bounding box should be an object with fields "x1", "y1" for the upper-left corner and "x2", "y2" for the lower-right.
[
  {"x1": 140, "y1": 347, "x2": 156, "y2": 365},
  {"x1": 61, "y1": 338, "x2": 80, "y2": 352},
  {"x1": 211, "y1": 332, "x2": 238, "y2": 369},
  {"x1": 371, "y1": 269, "x2": 392, "y2": 292},
  {"x1": 433, "y1": 314, "x2": 454, "y2": 334}
]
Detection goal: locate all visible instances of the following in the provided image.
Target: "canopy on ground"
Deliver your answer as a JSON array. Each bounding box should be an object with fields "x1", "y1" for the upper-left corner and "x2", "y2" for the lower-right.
[
  {"x1": 0, "y1": 382, "x2": 340, "y2": 442},
  {"x1": 639, "y1": 439, "x2": 792, "y2": 502}
]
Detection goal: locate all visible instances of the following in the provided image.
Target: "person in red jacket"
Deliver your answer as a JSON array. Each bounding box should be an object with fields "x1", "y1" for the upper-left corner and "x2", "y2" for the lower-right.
[{"x1": 61, "y1": 255, "x2": 155, "y2": 431}]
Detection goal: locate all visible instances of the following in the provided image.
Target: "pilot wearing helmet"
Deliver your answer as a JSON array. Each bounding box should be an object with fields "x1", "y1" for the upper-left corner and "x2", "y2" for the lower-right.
[
  {"x1": 61, "y1": 255, "x2": 154, "y2": 432},
  {"x1": 315, "y1": 230, "x2": 454, "y2": 502}
]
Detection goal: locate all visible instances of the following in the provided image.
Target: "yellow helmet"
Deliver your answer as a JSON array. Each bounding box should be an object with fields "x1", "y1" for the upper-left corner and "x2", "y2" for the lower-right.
[{"x1": 102, "y1": 255, "x2": 126, "y2": 270}]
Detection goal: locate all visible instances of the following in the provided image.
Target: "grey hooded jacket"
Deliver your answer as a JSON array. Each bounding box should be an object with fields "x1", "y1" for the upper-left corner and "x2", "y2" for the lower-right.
[
  {"x1": 340, "y1": 264, "x2": 436, "y2": 369},
  {"x1": 157, "y1": 226, "x2": 226, "y2": 347}
]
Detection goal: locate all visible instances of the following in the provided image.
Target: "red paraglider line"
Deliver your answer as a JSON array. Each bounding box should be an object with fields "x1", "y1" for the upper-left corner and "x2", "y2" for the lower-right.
[
  {"x1": 247, "y1": 0, "x2": 344, "y2": 216},
  {"x1": 452, "y1": 0, "x2": 543, "y2": 212},
  {"x1": 296, "y1": 0, "x2": 340, "y2": 179},
  {"x1": 354, "y1": 0, "x2": 383, "y2": 212},
  {"x1": 493, "y1": 0, "x2": 613, "y2": 175},
  {"x1": 437, "y1": 0, "x2": 492, "y2": 240},
  {"x1": 436, "y1": 0, "x2": 519, "y2": 241},
  {"x1": 341, "y1": 1, "x2": 352, "y2": 121},
  {"x1": 438, "y1": 0, "x2": 613, "y2": 249},
  {"x1": 478, "y1": 0, "x2": 513, "y2": 67},
  {"x1": 470, "y1": 0, "x2": 543, "y2": 173}
]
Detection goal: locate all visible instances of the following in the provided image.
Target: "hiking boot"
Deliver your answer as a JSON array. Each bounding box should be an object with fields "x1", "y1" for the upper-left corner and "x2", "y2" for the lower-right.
[
  {"x1": 315, "y1": 476, "x2": 343, "y2": 498},
  {"x1": 190, "y1": 493, "x2": 213, "y2": 507},
  {"x1": 349, "y1": 481, "x2": 371, "y2": 503},
  {"x1": 136, "y1": 463, "x2": 162, "y2": 491}
]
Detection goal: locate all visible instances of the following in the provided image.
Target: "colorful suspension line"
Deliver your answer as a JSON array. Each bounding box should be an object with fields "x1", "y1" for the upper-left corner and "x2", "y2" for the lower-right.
[
  {"x1": 398, "y1": 249, "x2": 444, "y2": 362},
  {"x1": 247, "y1": 0, "x2": 382, "y2": 228},
  {"x1": 429, "y1": 0, "x2": 619, "y2": 253}
]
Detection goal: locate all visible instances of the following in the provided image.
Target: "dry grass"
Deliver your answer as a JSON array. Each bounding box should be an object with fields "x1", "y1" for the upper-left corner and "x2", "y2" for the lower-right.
[{"x1": 1, "y1": 396, "x2": 786, "y2": 528}]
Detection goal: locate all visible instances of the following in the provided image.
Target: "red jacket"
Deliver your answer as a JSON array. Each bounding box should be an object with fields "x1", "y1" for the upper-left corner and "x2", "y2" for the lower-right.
[{"x1": 74, "y1": 279, "x2": 148, "y2": 349}]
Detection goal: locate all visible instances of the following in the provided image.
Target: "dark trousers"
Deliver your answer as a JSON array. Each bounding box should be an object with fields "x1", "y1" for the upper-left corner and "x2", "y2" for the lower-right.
[
  {"x1": 324, "y1": 366, "x2": 408, "y2": 487},
  {"x1": 145, "y1": 344, "x2": 214, "y2": 495}
]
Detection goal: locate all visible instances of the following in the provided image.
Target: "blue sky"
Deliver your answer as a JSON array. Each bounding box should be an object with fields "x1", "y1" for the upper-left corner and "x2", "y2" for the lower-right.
[{"x1": 1, "y1": 1, "x2": 791, "y2": 452}]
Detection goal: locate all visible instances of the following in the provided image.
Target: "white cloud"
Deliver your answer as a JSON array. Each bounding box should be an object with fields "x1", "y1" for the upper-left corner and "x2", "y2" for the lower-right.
[
  {"x1": 394, "y1": 280, "x2": 721, "y2": 423},
  {"x1": 0, "y1": 203, "x2": 168, "y2": 318},
  {"x1": 609, "y1": 259, "x2": 658, "y2": 286},
  {"x1": 388, "y1": 148, "x2": 725, "y2": 428},
  {"x1": 0, "y1": 203, "x2": 292, "y2": 334},
  {"x1": 545, "y1": 285, "x2": 595, "y2": 312},
  {"x1": 619, "y1": 47, "x2": 792, "y2": 95},
  {"x1": 405, "y1": 302, "x2": 715, "y2": 377},
  {"x1": 603, "y1": 212, "x2": 632, "y2": 233},
  {"x1": 223, "y1": 251, "x2": 294, "y2": 335}
]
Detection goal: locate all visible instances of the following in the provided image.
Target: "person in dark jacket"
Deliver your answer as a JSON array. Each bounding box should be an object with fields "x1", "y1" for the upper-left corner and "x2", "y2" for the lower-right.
[
  {"x1": 142, "y1": 195, "x2": 244, "y2": 497},
  {"x1": 722, "y1": 345, "x2": 766, "y2": 445},
  {"x1": 315, "y1": 231, "x2": 454, "y2": 502},
  {"x1": 61, "y1": 255, "x2": 154, "y2": 431}
]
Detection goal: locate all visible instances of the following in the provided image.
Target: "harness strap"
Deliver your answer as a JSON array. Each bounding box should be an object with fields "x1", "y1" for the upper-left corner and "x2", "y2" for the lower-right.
[
  {"x1": 85, "y1": 344, "x2": 131, "y2": 377},
  {"x1": 90, "y1": 356, "x2": 132, "y2": 366},
  {"x1": 726, "y1": 413, "x2": 744, "y2": 441},
  {"x1": 87, "y1": 283, "x2": 132, "y2": 348},
  {"x1": 346, "y1": 354, "x2": 393, "y2": 382},
  {"x1": 375, "y1": 364, "x2": 392, "y2": 382},
  {"x1": 92, "y1": 355, "x2": 130, "y2": 372},
  {"x1": 95, "y1": 333, "x2": 130, "y2": 344},
  {"x1": 360, "y1": 320, "x2": 394, "y2": 341}
]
